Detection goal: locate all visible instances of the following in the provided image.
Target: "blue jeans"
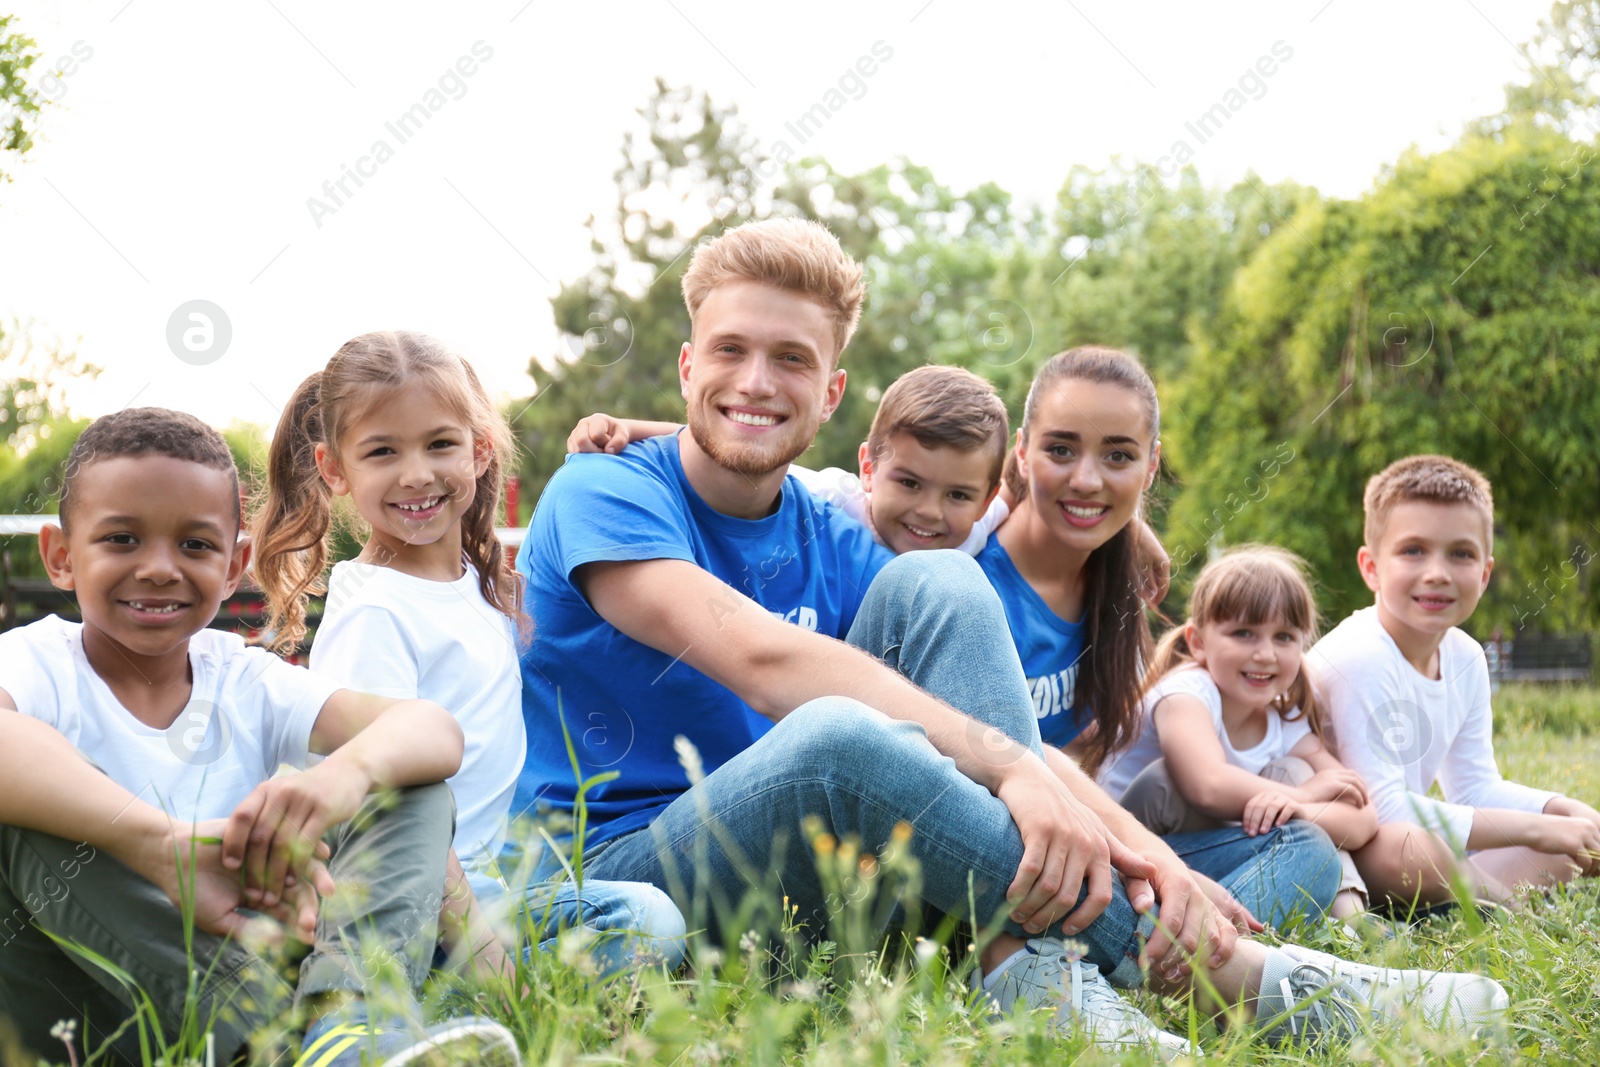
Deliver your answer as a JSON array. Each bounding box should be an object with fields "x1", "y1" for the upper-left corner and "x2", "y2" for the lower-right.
[
  {"x1": 1163, "y1": 822, "x2": 1340, "y2": 929},
  {"x1": 523, "y1": 875, "x2": 688, "y2": 975},
  {"x1": 492, "y1": 849, "x2": 687, "y2": 977},
  {"x1": 582, "y1": 552, "x2": 1334, "y2": 986},
  {"x1": 587, "y1": 553, "x2": 1153, "y2": 982}
]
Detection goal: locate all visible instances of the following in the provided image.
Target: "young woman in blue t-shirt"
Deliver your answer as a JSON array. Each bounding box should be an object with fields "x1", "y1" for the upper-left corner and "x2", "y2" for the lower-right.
[
  {"x1": 977, "y1": 346, "x2": 1161, "y2": 779},
  {"x1": 977, "y1": 346, "x2": 1342, "y2": 933}
]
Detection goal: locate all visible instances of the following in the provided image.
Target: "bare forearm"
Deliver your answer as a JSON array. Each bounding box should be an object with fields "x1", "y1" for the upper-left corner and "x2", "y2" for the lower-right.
[
  {"x1": 1043, "y1": 746, "x2": 1183, "y2": 867},
  {"x1": 744, "y1": 635, "x2": 1027, "y2": 794},
  {"x1": 1466, "y1": 808, "x2": 1545, "y2": 851},
  {"x1": 0, "y1": 714, "x2": 171, "y2": 876},
  {"x1": 1168, "y1": 760, "x2": 1303, "y2": 820},
  {"x1": 321, "y1": 700, "x2": 464, "y2": 790},
  {"x1": 626, "y1": 419, "x2": 684, "y2": 439},
  {"x1": 1301, "y1": 801, "x2": 1377, "y2": 850},
  {"x1": 439, "y1": 850, "x2": 513, "y2": 981}
]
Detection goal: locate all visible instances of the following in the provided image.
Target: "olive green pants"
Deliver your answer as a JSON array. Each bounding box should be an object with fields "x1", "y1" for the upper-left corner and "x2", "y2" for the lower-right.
[{"x1": 0, "y1": 783, "x2": 454, "y2": 1065}]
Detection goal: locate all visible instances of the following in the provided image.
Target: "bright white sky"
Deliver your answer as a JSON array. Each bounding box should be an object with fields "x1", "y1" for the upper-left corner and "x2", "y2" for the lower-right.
[{"x1": 0, "y1": 0, "x2": 1553, "y2": 429}]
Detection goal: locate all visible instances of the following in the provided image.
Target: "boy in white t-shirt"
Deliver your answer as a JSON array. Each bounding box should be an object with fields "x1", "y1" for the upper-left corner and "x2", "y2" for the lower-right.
[
  {"x1": 1311, "y1": 454, "x2": 1600, "y2": 908},
  {"x1": 0, "y1": 409, "x2": 518, "y2": 1066}
]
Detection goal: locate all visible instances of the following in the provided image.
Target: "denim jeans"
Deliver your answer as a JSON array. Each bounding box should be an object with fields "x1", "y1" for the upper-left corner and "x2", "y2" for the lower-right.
[
  {"x1": 500, "y1": 866, "x2": 688, "y2": 975},
  {"x1": 0, "y1": 783, "x2": 454, "y2": 1065},
  {"x1": 1162, "y1": 822, "x2": 1340, "y2": 928},
  {"x1": 1125, "y1": 755, "x2": 1358, "y2": 910},
  {"x1": 586, "y1": 552, "x2": 1160, "y2": 984}
]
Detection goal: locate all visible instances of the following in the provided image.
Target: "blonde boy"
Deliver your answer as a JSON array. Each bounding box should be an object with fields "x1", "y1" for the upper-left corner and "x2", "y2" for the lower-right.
[{"x1": 1312, "y1": 454, "x2": 1600, "y2": 906}]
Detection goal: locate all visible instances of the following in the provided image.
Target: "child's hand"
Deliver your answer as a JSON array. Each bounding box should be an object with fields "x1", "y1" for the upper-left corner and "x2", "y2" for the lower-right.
[
  {"x1": 1544, "y1": 795, "x2": 1600, "y2": 837},
  {"x1": 1300, "y1": 767, "x2": 1370, "y2": 808},
  {"x1": 567, "y1": 413, "x2": 630, "y2": 455},
  {"x1": 155, "y1": 820, "x2": 325, "y2": 942},
  {"x1": 1529, "y1": 814, "x2": 1600, "y2": 876},
  {"x1": 222, "y1": 764, "x2": 363, "y2": 909},
  {"x1": 1242, "y1": 790, "x2": 1301, "y2": 836}
]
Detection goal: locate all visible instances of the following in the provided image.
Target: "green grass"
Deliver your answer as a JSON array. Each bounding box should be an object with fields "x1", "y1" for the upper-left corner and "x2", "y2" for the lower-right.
[{"x1": 15, "y1": 685, "x2": 1600, "y2": 1067}]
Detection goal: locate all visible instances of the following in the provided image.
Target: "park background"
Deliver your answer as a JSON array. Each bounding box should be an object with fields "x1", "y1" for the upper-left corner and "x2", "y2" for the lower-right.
[
  {"x1": 0, "y1": 0, "x2": 1596, "y2": 635},
  {"x1": 3, "y1": 3, "x2": 1600, "y2": 1065}
]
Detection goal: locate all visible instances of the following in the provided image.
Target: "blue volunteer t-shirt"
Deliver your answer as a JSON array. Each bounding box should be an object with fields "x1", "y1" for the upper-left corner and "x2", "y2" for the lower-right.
[
  {"x1": 513, "y1": 432, "x2": 892, "y2": 846},
  {"x1": 975, "y1": 538, "x2": 1089, "y2": 748}
]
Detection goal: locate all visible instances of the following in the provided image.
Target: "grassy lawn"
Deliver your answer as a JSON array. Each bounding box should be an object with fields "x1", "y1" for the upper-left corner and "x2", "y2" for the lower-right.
[{"x1": 12, "y1": 685, "x2": 1600, "y2": 1066}]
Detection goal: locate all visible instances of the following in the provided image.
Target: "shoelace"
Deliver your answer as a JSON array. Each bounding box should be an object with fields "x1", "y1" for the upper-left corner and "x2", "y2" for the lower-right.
[
  {"x1": 1338, "y1": 965, "x2": 1405, "y2": 1003},
  {"x1": 1273, "y1": 963, "x2": 1361, "y2": 1040},
  {"x1": 1056, "y1": 958, "x2": 1140, "y2": 1031}
]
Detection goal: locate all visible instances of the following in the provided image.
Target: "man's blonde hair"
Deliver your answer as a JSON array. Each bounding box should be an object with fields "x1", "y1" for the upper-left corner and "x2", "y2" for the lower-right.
[
  {"x1": 1363, "y1": 454, "x2": 1495, "y2": 549},
  {"x1": 681, "y1": 218, "x2": 865, "y2": 359}
]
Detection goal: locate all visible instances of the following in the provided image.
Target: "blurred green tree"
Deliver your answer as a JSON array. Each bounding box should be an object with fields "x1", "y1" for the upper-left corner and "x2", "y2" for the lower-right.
[
  {"x1": 998, "y1": 162, "x2": 1314, "y2": 396},
  {"x1": 0, "y1": 322, "x2": 99, "y2": 454},
  {"x1": 1164, "y1": 123, "x2": 1599, "y2": 632},
  {"x1": 0, "y1": 13, "x2": 47, "y2": 184},
  {"x1": 1491, "y1": 0, "x2": 1600, "y2": 136}
]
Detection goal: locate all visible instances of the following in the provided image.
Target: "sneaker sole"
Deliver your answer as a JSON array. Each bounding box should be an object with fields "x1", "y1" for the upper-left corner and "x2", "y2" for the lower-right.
[{"x1": 377, "y1": 1023, "x2": 521, "y2": 1067}]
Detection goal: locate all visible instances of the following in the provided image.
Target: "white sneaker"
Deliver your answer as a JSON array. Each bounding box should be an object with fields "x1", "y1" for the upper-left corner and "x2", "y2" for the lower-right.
[
  {"x1": 1280, "y1": 944, "x2": 1509, "y2": 1031},
  {"x1": 986, "y1": 938, "x2": 1191, "y2": 1059},
  {"x1": 1257, "y1": 945, "x2": 1508, "y2": 1045}
]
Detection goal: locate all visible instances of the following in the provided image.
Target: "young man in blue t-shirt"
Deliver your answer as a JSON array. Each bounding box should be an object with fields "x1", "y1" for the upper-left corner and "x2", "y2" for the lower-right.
[{"x1": 515, "y1": 218, "x2": 1508, "y2": 1053}]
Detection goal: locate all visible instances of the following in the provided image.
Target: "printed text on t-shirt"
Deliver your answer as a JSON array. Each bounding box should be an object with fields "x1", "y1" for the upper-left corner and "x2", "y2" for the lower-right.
[{"x1": 1030, "y1": 666, "x2": 1079, "y2": 721}]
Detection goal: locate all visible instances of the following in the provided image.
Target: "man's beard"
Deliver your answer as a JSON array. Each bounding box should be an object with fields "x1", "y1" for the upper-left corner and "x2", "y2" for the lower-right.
[{"x1": 686, "y1": 406, "x2": 813, "y2": 478}]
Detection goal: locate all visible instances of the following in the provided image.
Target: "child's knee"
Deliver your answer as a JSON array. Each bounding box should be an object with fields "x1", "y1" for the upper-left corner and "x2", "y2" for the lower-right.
[
  {"x1": 1354, "y1": 822, "x2": 1456, "y2": 893},
  {"x1": 388, "y1": 781, "x2": 458, "y2": 842},
  {"x1": 1120, "y1": 760, "x2": 1186, "y2": 835},
  {"x1": 1258, "y1": 755, "x2": 1314, "y2": 786}
]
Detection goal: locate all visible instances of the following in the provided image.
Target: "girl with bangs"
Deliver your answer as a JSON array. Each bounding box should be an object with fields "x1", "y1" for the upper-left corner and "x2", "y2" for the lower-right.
[
  {"x1": 1099, "y1": 544, "x2": 1378, "y2": 920},
  {"x1": 253, "y1": 330, "x2": 685, "y2": 994}
]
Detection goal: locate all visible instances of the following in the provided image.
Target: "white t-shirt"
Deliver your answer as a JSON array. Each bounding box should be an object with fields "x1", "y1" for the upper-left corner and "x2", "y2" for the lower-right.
[
  {"x1": 0, "y1": 615, "x2": 339, "y2": 823},
  {"x1": 1098, "y1": 665, "x2": 1314, "y2": 802},
  {"x1": 311, "y1": 561, "x2": 525, "y2": 898},
  {"x1": 790, "y1": 464, "x2": 1010, "y2": 556},
  {"x1": 1310, "y1": 606, "x2": 1556, "y2": 849}
]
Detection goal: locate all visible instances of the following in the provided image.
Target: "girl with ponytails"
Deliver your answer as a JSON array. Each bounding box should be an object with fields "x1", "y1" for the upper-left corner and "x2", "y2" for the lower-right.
[
  {"x1": 252, "y1": 330, "x2": 683, "y2": 979},
  {"x1": 1098, "y1": 545, "x2": 1378, "y2": 920}
]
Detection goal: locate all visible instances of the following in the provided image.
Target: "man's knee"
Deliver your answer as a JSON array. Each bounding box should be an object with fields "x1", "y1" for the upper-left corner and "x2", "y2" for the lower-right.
[
  {"x1": 866, "y1": 550, "x2": 992, "y2": 614},
  {"x1": 883, "y1": 547, "x2": 983, "y2": 581},
  {"x1": 534, "y1": 878, "x2": 688, "y2": 973},
  {"x1": 779, "y1": 698, "x2": 923, "y2": 771},
  {"x1": 613, "y1": 882, "x2": 688, "y2": 969}
]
